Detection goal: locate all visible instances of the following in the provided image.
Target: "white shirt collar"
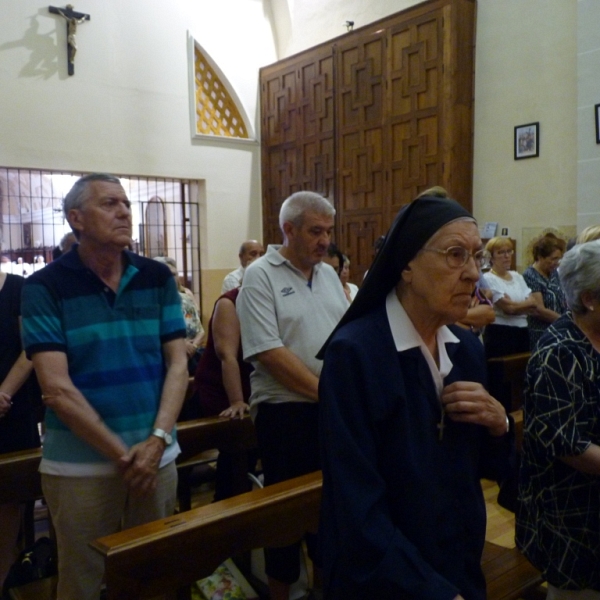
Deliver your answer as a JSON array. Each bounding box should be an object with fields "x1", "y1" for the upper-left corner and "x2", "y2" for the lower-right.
[{"x1": 385, "y1": 289, "x2": 459, "y2": 396}]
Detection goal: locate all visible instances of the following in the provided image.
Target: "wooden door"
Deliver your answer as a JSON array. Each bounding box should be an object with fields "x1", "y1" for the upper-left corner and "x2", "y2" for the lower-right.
[
  {"x1": 260, "y1": 0, "x2": 476, "y2": 281},
  {"x1": 261, "y1": 46, "x2": 336, "y2": 245}
]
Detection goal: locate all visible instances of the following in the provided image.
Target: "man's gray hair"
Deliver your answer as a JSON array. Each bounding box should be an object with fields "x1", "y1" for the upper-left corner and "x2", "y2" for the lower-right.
[
  {"x1": 279, "y1": 191, "x2": 335, "y2": 232},
  {"x1": 63, "y1": 173, "x2": 121, "y2": 218},
  {"x1": 558, "y1": 239, "x2": 600, "y2": 314}
]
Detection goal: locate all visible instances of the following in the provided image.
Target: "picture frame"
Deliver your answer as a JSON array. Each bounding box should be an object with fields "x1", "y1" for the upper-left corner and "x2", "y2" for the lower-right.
[
  {"x1": 514, "y1": 122, "x2": 539, "y2": 160},
  {"x1": 595, "y1": 104, "x2": 600, "y2": 144}
]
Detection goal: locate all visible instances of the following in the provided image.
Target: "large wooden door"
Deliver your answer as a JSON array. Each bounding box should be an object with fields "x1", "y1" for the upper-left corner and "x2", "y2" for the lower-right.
[
  {"x1": 261, "y1": 47, "x2": 336, "y2": 245},
  {"x1": 260, "y1": 0, "x2": 476, "y2": 281},
  {"x1": 336, "y1": 30, "x2": 387, "y2": 277}
]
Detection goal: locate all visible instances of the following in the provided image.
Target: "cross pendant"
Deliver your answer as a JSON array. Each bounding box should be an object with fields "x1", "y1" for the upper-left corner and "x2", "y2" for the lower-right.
[{"x1": 437, "y1": 411, "x2": 445, "y2": 441}]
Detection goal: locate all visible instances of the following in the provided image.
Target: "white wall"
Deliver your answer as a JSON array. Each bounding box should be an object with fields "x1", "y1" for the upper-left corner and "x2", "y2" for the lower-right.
[
  {"x1": 0, "y1": 0, "x2": 276, "y2": 274},
  {"x1": 577, "y1": 0, "x2": 600, "y2": 232}
]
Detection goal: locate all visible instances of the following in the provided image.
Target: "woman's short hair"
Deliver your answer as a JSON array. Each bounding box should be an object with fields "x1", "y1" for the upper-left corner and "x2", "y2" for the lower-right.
[
  {"x1": 531, "y1": 232, "x2": 566, "y2": 261},
  {"x1": 577, "y1": 225, "x2": 600, "y2": 244},
  {"x1": 279, "y1": 191, "x2": 335, "y2": 231},
  {"x1": 153, "y1": 256, "x2": 177, "y2": 269},
  {"x1": 558, "y1": 240, "x2": 600, "y2": 314},
  {"x1": 485, "y1": 236, "x2": 514, "y2": 255}
]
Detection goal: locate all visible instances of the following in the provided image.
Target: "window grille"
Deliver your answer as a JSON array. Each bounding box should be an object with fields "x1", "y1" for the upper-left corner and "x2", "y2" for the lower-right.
[{"x1": 0, "y1": 167, "x2": 202, "y2": 310}]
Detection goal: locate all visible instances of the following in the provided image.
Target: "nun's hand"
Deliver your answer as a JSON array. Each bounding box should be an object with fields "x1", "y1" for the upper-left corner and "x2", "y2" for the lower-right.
[{"x1": 441, "y1": 381, "x2": 507, "y2": 436}]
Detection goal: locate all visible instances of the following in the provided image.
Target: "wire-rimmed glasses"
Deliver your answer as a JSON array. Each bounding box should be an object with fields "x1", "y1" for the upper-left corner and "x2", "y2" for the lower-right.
[{"x1": 421, "y1": 246, "x2": 489, "y2": 269}]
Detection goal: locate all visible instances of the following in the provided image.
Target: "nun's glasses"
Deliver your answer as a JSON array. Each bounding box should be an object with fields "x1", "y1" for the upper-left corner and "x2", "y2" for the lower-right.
[{"x1": 421, "y1": 246, "x2": 489, "y2": 269}]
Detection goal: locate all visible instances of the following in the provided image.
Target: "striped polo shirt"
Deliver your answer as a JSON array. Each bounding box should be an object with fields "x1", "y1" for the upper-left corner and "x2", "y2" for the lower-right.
[{"x1": 21, "y1": 248, "x2": 186, "y2": 476}]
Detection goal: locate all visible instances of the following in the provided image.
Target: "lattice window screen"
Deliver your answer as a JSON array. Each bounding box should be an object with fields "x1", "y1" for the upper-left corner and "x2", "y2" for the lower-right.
[{"x1": 194, "y1": 47, "x2": 248, "y2": 139}]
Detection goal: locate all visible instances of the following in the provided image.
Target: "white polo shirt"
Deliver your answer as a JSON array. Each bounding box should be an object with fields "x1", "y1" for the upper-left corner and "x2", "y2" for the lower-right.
[{"x1": 237, "y1": 245, "x2": 348, "y2": 413}]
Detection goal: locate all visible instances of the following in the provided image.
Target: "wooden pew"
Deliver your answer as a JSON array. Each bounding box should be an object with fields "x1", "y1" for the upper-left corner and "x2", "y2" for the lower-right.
[
  {"x1": 175, "y1": 415, "x2": 257, "y2": 511},
  {"x1": 92, "y1": 470, "x2": 543, "y2": 600},
  {"x1": 0, "y1": 448, "x2": 42, "y2": 505},
  {"x1": 487, "y1": 352, "x2": 531, "y2": 412},
  {"x1": 91, "y1": 471, "x2": 322, "y2": 600},
  {"x1": 2, "y1": 416, "x2": 257, "y2": 599},
  {"x1": 176, "y1": 415, "x2": 256, "y2": 465}
]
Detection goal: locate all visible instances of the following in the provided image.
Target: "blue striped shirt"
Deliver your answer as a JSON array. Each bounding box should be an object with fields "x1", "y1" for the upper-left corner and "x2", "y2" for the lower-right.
[{"x1": 21, "y1": 248, "x2": 186, "y2": 476}]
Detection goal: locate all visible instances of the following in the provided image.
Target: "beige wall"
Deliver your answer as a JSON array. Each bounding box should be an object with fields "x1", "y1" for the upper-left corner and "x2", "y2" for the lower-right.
[
  {"x1": 577, "y1": 0, "x2": 600, "y2": 232},
  {"x1": 473, "y1": 0, "x2": 578, "y2": 269}
]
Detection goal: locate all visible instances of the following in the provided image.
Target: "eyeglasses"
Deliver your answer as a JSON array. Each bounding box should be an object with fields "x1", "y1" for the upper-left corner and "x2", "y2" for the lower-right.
[
  {"x1": 421, "y1": 246, "x2": 488, "y2": 268},
  {"x1": 495, "y1": 249, "x2": 514, "y2": 257}
]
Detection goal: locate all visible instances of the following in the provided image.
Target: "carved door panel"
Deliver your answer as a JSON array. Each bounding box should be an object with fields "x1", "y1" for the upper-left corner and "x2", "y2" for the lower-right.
[
  {"x1": 339, "y1": 212, "x2": 384, "y2": 282},
  {"x1": 260, "y1": 0, "x2": 476, "y2": 279},
  {"x1": 336, "y1": 33, "x2": 387, "y2": 218},
  {"x1": 261, "y1": 47, "x2": 335, "y2": 247},
  {"x1": 388, "y1": 11, "x2": 444, "y2": 214}
]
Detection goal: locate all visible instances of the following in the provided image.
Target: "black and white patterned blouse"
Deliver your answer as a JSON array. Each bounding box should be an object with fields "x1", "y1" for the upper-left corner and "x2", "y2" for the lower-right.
[
  {"x1": 516, "y1": 312, "x2": 600, "y2": 590},
  {"x1": 522, "y1": 266, "x2": 566, "y2": 350}
]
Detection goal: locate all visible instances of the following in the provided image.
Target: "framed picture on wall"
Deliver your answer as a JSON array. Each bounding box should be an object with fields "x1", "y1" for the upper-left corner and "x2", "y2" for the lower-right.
[
  {"x1": 595, "y1": 104, "x2": 600, "y2": 144},
  {"x1": 514, "y1": 122, "x2": 539, "y2": 159}
]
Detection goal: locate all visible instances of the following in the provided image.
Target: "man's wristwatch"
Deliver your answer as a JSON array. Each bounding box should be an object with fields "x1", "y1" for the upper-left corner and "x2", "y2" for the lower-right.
[{"x1": 150, "y1": 428, "x2": 173, "y2": 445}]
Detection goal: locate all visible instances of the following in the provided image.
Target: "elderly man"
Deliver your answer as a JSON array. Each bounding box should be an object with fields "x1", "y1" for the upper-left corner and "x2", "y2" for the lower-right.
[
  {"x1": 21, "y1": 173, "x2": 188, "y2": 600},
  {"x1": 237, "y1": 191, "x2": 348, "y2": 600},
  {"x1": 221, "y1": 239, "x2": 264, "y2": 292}
]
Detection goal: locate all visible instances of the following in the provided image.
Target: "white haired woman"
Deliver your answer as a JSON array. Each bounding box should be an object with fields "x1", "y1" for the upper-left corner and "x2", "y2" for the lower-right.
[
  {"x1": 517, "y1": 240, "x2": 600, "y2": 599},
  {"x1": 318, "y1": 196, "x2": 514, "y2": 600}
]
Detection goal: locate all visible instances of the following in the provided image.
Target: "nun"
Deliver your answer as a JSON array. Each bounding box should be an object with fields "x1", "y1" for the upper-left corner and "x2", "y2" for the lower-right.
[{"x1": 318, "y1": 196, "x2": 515, "y2": 600}]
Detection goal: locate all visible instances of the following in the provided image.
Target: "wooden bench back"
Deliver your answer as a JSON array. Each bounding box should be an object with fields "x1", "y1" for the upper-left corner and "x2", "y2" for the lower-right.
[
  {"x1": 0, "y1": 447, "x2": 42, "y2": 505},
  {"x1": 91, "y1": 471, "x2": 322, "y2": 600},
  {"x1": 0, "y1": 416, "x2": 256, "y2": 506},
  {"x1": 175, "y1": 415, "x2": 257, "y2": 465},
  {"x1": 487, "y1": 352, "x2": 531, "y2": 412}
]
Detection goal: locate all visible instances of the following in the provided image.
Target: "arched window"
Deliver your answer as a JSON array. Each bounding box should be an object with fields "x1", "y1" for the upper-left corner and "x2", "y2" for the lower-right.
[{"x1": 192, "y1": 40, "x2": 253, "y2": 140}]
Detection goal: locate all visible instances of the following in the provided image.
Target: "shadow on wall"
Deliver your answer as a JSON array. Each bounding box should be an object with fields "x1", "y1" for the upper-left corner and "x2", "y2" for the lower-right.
[{"x1": 0, "y1": 9, "x2": 61, "y2": 80}]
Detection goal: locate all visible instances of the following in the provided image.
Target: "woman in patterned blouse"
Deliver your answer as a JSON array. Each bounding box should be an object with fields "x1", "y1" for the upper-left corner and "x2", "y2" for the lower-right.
[
  {"x1": 522, "y1": 233, "x2": 567, "y2": 351},
  {"x1": 517, "y1": 240, "x2": 600, "y2": 599}
]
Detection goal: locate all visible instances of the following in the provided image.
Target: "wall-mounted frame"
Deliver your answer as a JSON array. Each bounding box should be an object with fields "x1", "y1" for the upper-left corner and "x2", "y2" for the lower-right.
[
  {"x1": 595, "y1": 104, "x2": 600, "y2": 144},
  {"x1": 514, "y1": 122, "x2": 539, "y2": 160}
]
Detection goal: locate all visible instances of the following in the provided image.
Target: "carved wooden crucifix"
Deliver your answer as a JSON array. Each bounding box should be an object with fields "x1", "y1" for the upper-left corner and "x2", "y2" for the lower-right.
[{"x1": 49, "y1": 4, "x2": 90, "y2": 76}]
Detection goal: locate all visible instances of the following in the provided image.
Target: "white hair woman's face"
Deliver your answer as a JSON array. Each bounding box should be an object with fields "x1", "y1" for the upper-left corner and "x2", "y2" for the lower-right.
[{"x1": 399, "y1": 220, "x2": 482, "y2": 329}]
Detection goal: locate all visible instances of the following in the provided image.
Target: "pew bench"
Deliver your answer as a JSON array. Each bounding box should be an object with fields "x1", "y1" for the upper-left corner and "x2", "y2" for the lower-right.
[
  {"x1": 4, "y1": 416, "x2": 257, "y2": 600},
  {"x1": 91, "y1": 471, "x2": 322, "y2": 600},
  {"x1": 92, "y1": 469, "x2": 544, "y2": 600},
  {"x1": 487, "y1": 352, "x2": 531, "y2": 412},
  {"x1": 175, "y1": 415, "x2": 257, "y2": 511}
]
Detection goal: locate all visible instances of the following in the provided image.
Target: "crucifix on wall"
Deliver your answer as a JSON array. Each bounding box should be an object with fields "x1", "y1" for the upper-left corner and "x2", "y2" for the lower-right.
[{"x1": 49, "y1": 4, "x2": 90, "y2": 76}]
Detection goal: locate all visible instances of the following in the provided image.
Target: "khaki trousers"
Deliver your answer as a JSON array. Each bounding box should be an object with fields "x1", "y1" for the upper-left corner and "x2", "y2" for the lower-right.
[{"x1": 42, "y1": 461, "x2": 177, "y2": 600}]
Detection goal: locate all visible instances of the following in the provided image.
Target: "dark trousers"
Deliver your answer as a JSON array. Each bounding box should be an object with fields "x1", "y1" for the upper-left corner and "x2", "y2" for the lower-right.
[{"x1": 254, "y1": 402, "x2": 321, "y2": 584}]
